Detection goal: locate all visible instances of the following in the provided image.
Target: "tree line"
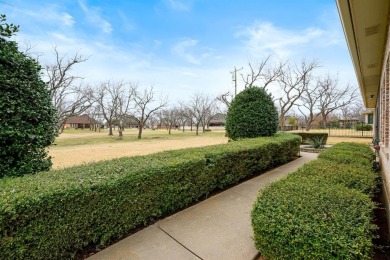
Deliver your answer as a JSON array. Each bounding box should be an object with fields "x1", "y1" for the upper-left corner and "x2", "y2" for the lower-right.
[
  {"x1": 218, "y1": 56, "x2": 359, "y2": 130},
  {"x1": 45, "y1": 49, "x2": 359, "y2": 138}
]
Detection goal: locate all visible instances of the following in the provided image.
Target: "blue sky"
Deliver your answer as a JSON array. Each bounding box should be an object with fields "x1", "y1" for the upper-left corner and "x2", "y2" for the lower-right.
[{"x1": 1, "y1": 0, "x2": 357, "y2": 104}]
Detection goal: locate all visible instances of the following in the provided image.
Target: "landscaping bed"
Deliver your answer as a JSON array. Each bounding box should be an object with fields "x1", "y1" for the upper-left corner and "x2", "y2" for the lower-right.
[
  {"x1": 0, "y1": 133, "x2": 300, "y2": 259},
  {"x1": 252, "y1": 142, "x2": 378, "y2": 259}
]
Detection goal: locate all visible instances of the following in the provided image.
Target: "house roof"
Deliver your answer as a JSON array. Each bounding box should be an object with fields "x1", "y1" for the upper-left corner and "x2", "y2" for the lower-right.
[
  {"x1": 336, "y1": 0, "x2": 390, "y2": 108},
  {"x1": 209, "y1": 113, "x2": 226, "y2": 124},
  {"x1": 65, "y1": 115, "x2": 98, "y2": 124}
]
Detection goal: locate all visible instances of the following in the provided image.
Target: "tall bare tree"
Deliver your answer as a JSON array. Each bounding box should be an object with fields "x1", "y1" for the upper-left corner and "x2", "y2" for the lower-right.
[
  {"x1": 45, "y1": 47, "x2": 92, "y2": 131},
  {"x1": 297, "y1": 80, "x2": 321, "y2": 130},
  {"x1": 132, "y1": 86, "x2": 167, "y2": 139},
  {"x1": 278, "y1": 60, "x2": 319, "y2": 126},
  {"x1": 317, "y1": 74, "x2": 357, "y2": 125},
  {"x1": 94, "y1": 81, "x2": 123, "y2": 136},
  {"x1": 241, "y1": 56, "x2": 285, "y2": 89}
]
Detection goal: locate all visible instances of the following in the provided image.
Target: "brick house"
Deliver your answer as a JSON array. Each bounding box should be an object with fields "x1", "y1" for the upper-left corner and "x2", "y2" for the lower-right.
[
  {"x1": 64, "y1": 115, "x2": 101, "y2": 130},
  {"x1": 337, "y1": 0, "x2": 390, "y2": 231}
]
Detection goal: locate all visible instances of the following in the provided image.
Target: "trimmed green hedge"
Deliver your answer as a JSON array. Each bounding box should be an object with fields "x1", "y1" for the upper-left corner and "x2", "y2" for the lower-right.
[
  {"x1": 0, "y1": 133, "x2": 300, "y2": 259},
  {"x1": 355, "y1": 124, "x2": 373, "y2": 131},
  {"x1": 318, "y1": 142, "x2": 375, "y2": 169},
  {"x1": 252, "y1": 142, "x2": 378, "y2": 259},
  {"x1": 293, "y1": 132, "x2": 328, "y2": 145}
]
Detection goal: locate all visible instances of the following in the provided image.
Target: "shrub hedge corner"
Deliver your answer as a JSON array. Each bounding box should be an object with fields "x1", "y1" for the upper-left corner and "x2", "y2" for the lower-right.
[{"x1": 251, "y1": 142, "x2": 378, "y2": 259}]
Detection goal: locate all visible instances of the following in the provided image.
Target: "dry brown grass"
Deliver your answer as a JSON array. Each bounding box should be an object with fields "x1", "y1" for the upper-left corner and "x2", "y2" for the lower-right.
[
  {"x1": 326, "y1": 137, "x2": 372, "y2": 145},
  {"x1": 49, "y1": 129, "x2": 227, "y2": 169}
]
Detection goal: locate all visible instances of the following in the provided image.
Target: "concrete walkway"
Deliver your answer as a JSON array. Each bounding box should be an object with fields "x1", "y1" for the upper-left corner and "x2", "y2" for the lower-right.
[{"x1": 88, "y1": 152, "x2": 318, "y2": 260}]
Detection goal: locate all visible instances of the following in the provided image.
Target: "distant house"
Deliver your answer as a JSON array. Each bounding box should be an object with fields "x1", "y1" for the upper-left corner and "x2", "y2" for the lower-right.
[
  {"x1": 64, "y1": 115, "x2": 101, "y2": 130},
  {"x1": 361, "y1": 109, "x2": 374, "y2": 125},
  {"x1": 209, "y1": 113, "x2": 226, "y2": 127},
  {"x1": 338, "y1": 117, "x2": 361, "y2": 129}
]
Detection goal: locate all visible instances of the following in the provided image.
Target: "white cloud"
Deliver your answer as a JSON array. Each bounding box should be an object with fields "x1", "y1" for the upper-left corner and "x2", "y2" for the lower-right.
[
  {"x1": 166, "y1": 0, "x2": 191, "y2": 11},
  {"x1": 6, "y1": 6, "x2": 75, "y2": 28},
  {"x1": 172, "y1": 39, "x2": 214, "y2": 65},
  {"x1": 78, "y1": 0, "x2": 112, "y2": 34},
  {"x1": 61, "y1": 12, "x2": 75, "y2": 26},
  {"x1": 236, "y1": 21, "x2": 340, "y2": 59},
  {"x1": 172, "y1": 39, "x2": 201, "y2": 64}
]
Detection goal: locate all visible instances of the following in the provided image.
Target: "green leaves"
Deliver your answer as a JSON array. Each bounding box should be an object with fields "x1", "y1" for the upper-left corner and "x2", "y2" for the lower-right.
[
  {"x1": 0, "y1": 14, "x2": 19, "y2": 38},
  {"x1": 251, "y1": 142, "x2": 377, "y2": 259},
  {"x1": 225, "y1": 87, "x2": 278, "y2": 140},
  {"x1": 0, "y1": 15, "x2": 57, "y2": 178},
  {"x1": 0, "y1": 133, "x2": 299, "y2": 259}
]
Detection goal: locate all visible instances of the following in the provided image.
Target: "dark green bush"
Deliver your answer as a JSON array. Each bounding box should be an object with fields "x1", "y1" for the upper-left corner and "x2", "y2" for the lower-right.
[
  {"x1": 251, "y1": 142, "x2": 377, "y2": 259},
  {"x1": 318, "y1": 142, "x2": 374, "y2": 168},
  {"x1": 0, "y1": 133, "x2": 300, "y2": 259},
  {"x1": 0, "y1": 15, "x2": 57, "y2": 178},
  {"x1": 355, "y1": 124, "x2": 373, "y2": 131},
  {"x1": 225, "y1": 87, "x2": 278, "y2": 139},
  {"x1": 293, "y1": 132, "x2": 328, "y2": 145}
]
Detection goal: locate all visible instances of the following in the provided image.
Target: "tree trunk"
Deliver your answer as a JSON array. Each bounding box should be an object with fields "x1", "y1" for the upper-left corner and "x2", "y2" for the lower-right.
[
  {"x1": 168, "y1": 125, "x2": 171, "y2": 134},
  {"x1": 118, "y1": 125, "x2": 123, "y2": 138},
  {"x1": 196, "y1": 124, "x2": 199, "y2": 135},
  {"x1": 109, "y1": 124, "x2": 113, "y2": 135},
  {"x1": 138, "y1": 123, "x2": 143, "y2": 139}
]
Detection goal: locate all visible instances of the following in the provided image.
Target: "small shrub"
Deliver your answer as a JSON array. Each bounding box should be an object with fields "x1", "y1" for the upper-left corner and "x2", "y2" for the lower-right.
[
  {"x1": 251, "y1": 142, "x2": 377, "y2": 259},
  {"x1": 225, "y1": 87, "x2": 278, "y2": 139},
  {"x1": 355, "y1": 124, "x2": 373, "y2": 131},
  {"x1": 308, "y1": 136, "x2": 324, "y2": 149},
  {"x1": 293, "y1": 132, "x2": 328, "y2": 145}
]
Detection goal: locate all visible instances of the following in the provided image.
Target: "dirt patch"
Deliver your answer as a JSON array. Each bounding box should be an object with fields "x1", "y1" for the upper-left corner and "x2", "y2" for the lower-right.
[{"x1": 49, "y1": 137, "x2": 228, "y2": 169}]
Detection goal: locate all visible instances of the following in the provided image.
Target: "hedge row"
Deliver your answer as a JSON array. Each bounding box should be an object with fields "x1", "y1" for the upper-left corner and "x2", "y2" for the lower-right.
[
  {"x1": 0, "y1": 133, "x2": 300, "y2": 259},
  {"x1": 293, "y1": 132, "x2": 328, "y2": 145},
  {"x1": 355, "y1": 124, "x2": 373, "y2": 131},
  {"x1": 251, "y1": 142, "x2": 378, "y2": 259}
]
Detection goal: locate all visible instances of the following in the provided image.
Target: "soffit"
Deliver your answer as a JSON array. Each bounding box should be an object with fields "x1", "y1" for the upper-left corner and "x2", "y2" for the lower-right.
[{"x1": 337, "y1": 0, "x2": 390, "y2": 108}]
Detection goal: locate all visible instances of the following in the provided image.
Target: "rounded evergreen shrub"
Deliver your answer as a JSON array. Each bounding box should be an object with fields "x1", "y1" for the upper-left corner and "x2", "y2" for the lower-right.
[
  {"x1": 0, "y1": 15, "x2": 57, "y2": 177},
  {"x1": 225, "y1": 87, "x2": 278, "y2": 139}
]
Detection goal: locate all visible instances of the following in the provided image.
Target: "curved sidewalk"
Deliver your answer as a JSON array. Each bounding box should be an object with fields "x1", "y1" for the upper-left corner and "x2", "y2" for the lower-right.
[{"x1": 88, "y1": 152, "x2": 318, "y2": 260}]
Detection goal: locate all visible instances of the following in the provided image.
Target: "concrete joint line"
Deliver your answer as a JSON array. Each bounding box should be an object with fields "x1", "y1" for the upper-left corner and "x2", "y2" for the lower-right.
[{"x1": 156, "y1": 225, "x2": 203, "y2": 260}]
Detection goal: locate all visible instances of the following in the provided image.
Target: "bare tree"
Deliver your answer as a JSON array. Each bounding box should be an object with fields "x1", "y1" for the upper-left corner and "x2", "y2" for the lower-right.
[
  {"x1": 241, "y1": 56, "x2": 285, "y2": 89},
  {"x1": 94, "y1": 81, "x2": 122, "y2": 136},
  {"x1": 132, "y1": 86, "x2": 168, "y2": 139},
  {"x1": 340, "y1": 102, "x2": 364, "y2": 121},
  {"x1": 278, "y1": 60, "x2": 319, "y2": 126},
  {"x1": 162, "y1": 107, "x2": 180, "y2": 134},
  {"x1": 186, "y1": 93, "x2": 214, "y2": 135},
  {"x1": 115, "y1": 83, "x2": 134, "y2": 138},
  {"x1": 202, "y1": 102, "x2": 218, "y2": 132},
  {"x1": 317, "y1": 74, "x2": 357, "y2": 125},
  {"x1": 216, "y1": 92, "x2": 233, "y2": 108},
  {"x1": 297, "y1": 80, "x2": 321, "y2": 131},
  {"x1": 45, "y1": 47, "x2": 92, "y2": 131}
]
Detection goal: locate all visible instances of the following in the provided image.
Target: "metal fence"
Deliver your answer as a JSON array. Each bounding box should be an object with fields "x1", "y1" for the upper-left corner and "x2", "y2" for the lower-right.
[{"x1": 279, "y1": 123, "x2": 374, "y2": 138}]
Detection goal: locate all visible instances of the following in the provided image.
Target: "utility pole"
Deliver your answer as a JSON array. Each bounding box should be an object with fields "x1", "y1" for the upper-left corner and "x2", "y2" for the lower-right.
[{"x1": 230, "y1": 66, "x2": 243, "y2": 97}]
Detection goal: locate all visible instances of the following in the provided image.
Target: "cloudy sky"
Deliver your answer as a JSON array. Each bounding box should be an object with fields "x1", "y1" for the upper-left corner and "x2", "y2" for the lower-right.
[{"x1": 1, "y1": 0, "x2": 357, "y2": 104}]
